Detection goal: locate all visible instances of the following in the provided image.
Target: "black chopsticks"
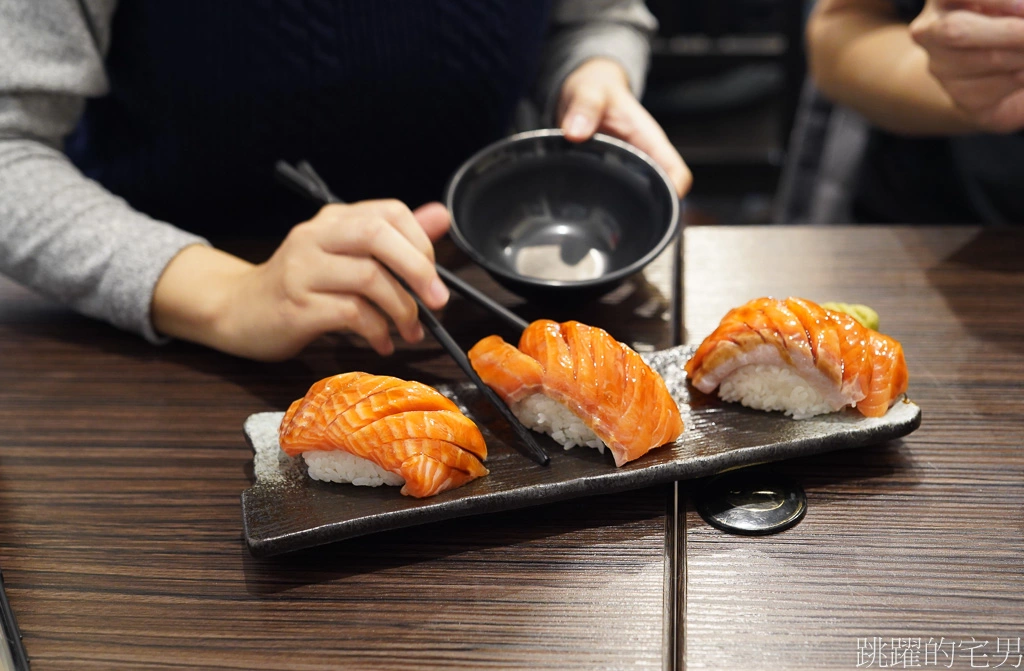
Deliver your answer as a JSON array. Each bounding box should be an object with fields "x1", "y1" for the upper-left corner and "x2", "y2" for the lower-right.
[
  {"x1": 273, "y1": 160, "x2": 548, "y2": 466},
  {"x1": 413, "y1": 305, "x2": 550, "y2": 467},
  {"x1": 273, "y1": 161, "x2": 529, "y2": 334},
  {"x1": 0, "y1": 568, "x2": 29, "y2": 671}
]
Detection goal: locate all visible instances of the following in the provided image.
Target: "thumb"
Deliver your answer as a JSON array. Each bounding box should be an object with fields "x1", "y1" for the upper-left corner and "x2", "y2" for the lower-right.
[
  {"x1": 944, "y1": 0, "x2": 1024, "y2": 15},
  {"x1": 560, "y1": 86, "x2": 608, "y2": 142},
  {"x1": 412, "y1": 201, "x2": 451, "y2": 242}
]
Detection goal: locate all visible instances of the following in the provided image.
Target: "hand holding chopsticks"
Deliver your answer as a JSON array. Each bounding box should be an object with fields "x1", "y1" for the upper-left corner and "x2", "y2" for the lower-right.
[
  {"x1": 274, "y1": 161, "x2": 529, "y2": 334},
  {"x1": 273, "y1": 160, "x2": 548, "y2": 466}
]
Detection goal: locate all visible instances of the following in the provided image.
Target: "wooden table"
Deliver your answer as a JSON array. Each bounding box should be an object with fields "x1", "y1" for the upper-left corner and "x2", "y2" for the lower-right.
[{"x1": 0, "y1": 226, "x2": 1020, "y2": 670}]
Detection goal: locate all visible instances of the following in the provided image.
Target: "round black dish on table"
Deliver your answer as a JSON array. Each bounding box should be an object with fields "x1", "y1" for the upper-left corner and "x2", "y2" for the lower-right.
[{"x1": 445, "y1": 129, "x2": 680, "y2": 303}]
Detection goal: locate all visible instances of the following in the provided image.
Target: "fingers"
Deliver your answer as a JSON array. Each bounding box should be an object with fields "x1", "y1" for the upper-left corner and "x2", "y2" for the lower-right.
[
  {"x1": 622, "y1": 100, "x2": 693, "y2": 197},
  {"x1": 558, "y1": 58, "x2": 691, "y2": 194},
  {"x1": 596, "y1": 94, "x2": 692, "y2": 197},
  {"x1": 412, "y1": 202, "x2": 451, "y2": 242},
  {"x1": 262, "y1": 200, "x2": 452, "y2": 358},
  {"x1": 314, "y1": 205, "x2": 449, "y2": 310},
  {"x1": 943, "y1": 70, "x2": 1024, "y2": 112},
  {"x1": 941, "y1": 72, "x2": 1024, "y2": 129},
  {"x1": 910, "y1": 2, "x2": 1024, "y2": 130},
  {"x1": 307, "y1": 255, "x2": 424, "y2": 344},
  {"x1": 983, "y1": 86, "x2": 1024, "y2": 129},
  {"x1": 560, "y1": 84, "x2": 609, "y2": 142},
  {"x1": 926, "y1": 44, "x2": 1024, "y2": 75},
  {"x1": 305, "y1": 292, "x2": 396, "y2": 356},
  {"x1": 913, "y1": 9, "x2": 1024, "y2": 50},
  {"x1": 559, "y1": 59, "x2": 634, "y2": 143},
  {"x1": 332, "y1": 200, "x2": 436, "y2": 263},
  {"x1": 936, "y1": 0, "x2": 1024, "y2": 16}
]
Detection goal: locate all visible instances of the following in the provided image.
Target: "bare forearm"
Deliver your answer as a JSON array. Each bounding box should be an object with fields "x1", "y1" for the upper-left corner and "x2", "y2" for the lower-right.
[
  {"x1": 151, "y1": 244, "x2": 255, "y2": 355},
  {"x1": 807, "y1": 0, "x2": 978, "y2": 135},
  {"x1": 152, "y1": 202, "x2": 450, "y2": 362}
]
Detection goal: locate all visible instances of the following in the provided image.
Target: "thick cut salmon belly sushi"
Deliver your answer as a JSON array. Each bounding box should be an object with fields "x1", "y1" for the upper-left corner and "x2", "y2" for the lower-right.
[
  {"x1": 279, "y1": 373, "x2": 488, "y2": 498},
  {"x1": 684, "y1": 297, "x2": 908, "y2": 419},
  {"x1": 469, "y1": 320, "x2": 684, "y2": 467}
]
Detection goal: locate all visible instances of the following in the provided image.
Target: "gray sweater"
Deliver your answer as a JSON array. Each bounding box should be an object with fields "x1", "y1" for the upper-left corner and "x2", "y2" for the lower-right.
[{"x1": 0, "y1": 0, "x2": 655, "y2": 343}]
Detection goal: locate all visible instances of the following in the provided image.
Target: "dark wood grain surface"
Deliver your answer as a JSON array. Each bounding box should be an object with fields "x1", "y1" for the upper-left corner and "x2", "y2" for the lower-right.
[
  {"x1": 0, "y1": 241, "x2": 679, "y2": 670},
  {"x1": 683, "y1": 227, "x2": 1024, "y2": 670},
  {"x1": 1, "y1": 227, "x2": 1021, "y2": 670}
]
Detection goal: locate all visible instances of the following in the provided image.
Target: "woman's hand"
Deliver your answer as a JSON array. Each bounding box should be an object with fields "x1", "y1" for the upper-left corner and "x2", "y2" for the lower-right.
[
  {"x1": 557, "y1": 57, "x2": 692, "y2": 197},
  {"x1": 152, "y1": 200, "x2": 451, "y2": 361},
  {"x1": 910, "y1": 0, "x2": 1024, "y2": 132}
]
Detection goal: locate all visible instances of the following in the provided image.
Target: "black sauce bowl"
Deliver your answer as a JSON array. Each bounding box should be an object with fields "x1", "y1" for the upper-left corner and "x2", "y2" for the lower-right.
[{"x1": 444, "y1": 129, "x2": 680, "y2": 303}]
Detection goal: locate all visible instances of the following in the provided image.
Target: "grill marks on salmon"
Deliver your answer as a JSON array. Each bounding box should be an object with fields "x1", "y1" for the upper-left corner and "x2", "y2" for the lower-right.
[
  {"x1": 684, "y1": 297, "x2": 908, "y2": 418},
  {"x1": 279, "y1": 373, "x2": 488, "y2": 497},
  {"x1": 469, "y1": 320, "x2": 684, "y2": 467}
]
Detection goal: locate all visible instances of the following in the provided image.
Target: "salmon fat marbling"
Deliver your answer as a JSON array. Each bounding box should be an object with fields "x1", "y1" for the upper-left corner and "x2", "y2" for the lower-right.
[
  {"x1": 684, "y1": 297, "x2": 909, "y2": 419},
  {"x1": 278, "y1": 372, "x2": 489, "y2": 498},
  {"x1": 468, "y1": 319, "x2": 685, "y2": 467}
]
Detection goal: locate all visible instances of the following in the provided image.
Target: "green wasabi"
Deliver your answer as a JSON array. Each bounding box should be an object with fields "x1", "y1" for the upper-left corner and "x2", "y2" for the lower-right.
[{"x1": 821, "y1": 302, "x2": 880, "y2": 331}]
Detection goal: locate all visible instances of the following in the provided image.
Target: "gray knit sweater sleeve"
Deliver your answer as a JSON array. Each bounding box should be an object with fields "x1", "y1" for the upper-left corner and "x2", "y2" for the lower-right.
[
  {"x1": 0, "y1": 0, "x2": 207, "y2": 344},
  {"x1": 0, "y1": 0, "x2": 653, "y2": 345},
  {"x1": 534, "y1": 0, "x2": 658, "y2": 123}
]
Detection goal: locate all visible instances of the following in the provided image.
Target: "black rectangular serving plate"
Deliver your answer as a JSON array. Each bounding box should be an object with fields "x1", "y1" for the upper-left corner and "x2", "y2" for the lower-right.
[{"x1": 241, "y1": 345, "x2": 921, "y2": 557}]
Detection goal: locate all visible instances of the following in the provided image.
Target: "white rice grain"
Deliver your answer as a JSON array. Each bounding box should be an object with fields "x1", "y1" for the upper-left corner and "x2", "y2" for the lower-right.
[
  {"x1": 302, "y1": 450, "x2": 405, "y2": 487},
  {"x1": 718, "y1": 364, "x2": 841, "y2": 419},
  {"x1": 512, "y1": 394, "x2": 606, "y2": 454}
]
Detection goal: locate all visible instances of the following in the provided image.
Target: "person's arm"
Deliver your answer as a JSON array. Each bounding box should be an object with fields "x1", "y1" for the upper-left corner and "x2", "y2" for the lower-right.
[
  {"x1": 807, "y1": 0, "x2": 975, "y2": 134},
  {"x1": 907, "y1": 0, "x2": 1024, "y2": 133},
  {"x1": 0, "y1": 0, "x2": 209, "y2": 343},
  {"x1": 533, "y1": 0, "x2": 658, "y2": 121},
  {"x1": 533, "y1": 0, "x2": 691, "y2": 196},
  {"x1": 1, "y1": 1, "x2": 450, "y2": 361},
  {"x1": 807, "y1": 0, "x2": 1024, "y2": 135},
  {"x1": 151, "y1": 200, "x2": 451, "y2": 361}
]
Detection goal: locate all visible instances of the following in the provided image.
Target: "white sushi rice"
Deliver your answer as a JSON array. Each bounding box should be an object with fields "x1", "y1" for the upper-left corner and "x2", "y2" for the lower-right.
[
  {"x1": 512, "y1": 394, "x2": 607, "y2": 454},
  {"x1": 302, "y1": 450, "x2": 405, "y2": 487},
  {"x1": 718, "y1": 364, "x2": 839, "y2": 419}
]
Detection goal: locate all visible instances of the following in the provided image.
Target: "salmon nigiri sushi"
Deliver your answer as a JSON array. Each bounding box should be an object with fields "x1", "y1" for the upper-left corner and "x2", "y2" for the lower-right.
[
  {"x1": 684, "y1": 297, "x2": 908, "y2": 419},
  {"x1": 468, "y1": 320, "x2": 684, "y2": 467},
  {"x1": 278, "y1": 373, "x2": 489, "y2": 498}
]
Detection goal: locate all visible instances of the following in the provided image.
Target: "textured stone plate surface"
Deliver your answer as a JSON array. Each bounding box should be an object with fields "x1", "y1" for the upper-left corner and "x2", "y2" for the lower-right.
[{"x1": 241, "y1": 345, "x2": 921, "y2": 557}]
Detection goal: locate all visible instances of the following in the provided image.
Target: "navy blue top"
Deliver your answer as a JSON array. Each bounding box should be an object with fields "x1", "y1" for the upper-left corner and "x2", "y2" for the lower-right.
[
  {"x1": 854, "y1": 0, "x2": 1024, "y2": 224},
  {"x1": 67, "y1": 0, "x2": 552, "y2": 235}
]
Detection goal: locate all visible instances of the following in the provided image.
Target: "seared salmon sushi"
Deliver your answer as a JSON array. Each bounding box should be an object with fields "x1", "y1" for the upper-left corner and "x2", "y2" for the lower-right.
[
  {"x1": 278, "y1": 373, "x2": 488, "y2": 498},
  {"x1": 684, "y1": 297, "x2": 908, "y2": 419},
  {"x1": 468, "y1": 320, "x2": 684, "y2": 467}
]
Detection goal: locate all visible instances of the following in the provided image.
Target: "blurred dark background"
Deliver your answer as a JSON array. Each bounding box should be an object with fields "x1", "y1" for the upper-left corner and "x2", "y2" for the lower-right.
[{"x1": 642, "y1": 0, "x2": 810, "y2": 225}]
